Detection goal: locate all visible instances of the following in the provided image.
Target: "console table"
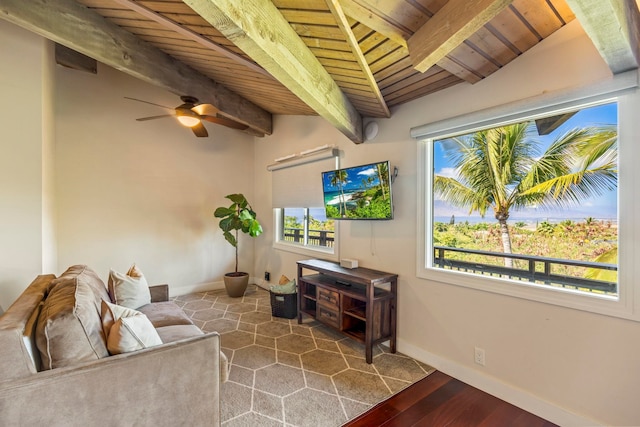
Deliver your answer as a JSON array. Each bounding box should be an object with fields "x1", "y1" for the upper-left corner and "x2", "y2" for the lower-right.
[{"x1": 296, "y1": 259, "x2": 398, "y2": 363}]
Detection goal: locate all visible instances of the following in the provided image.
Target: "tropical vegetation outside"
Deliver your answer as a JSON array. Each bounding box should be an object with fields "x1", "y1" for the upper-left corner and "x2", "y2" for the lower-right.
[
  {"x1": 431, "y1": 102, "x2": 618, "y2": 295},
  {"x1": 281, "y1": 207, "x2": 335, "y2": 249},
  {"x1": 322, "y1": 161, "x2": 393, "y2": 220}
]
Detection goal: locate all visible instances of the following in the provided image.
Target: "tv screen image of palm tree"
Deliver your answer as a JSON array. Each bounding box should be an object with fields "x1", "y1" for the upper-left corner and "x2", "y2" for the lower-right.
[
  {"x1": 432, "y1": 102, "x2": 618, "y2": 296},
  {"x1": 322, "y1": 161, "x2": 392, "y2": 220}
]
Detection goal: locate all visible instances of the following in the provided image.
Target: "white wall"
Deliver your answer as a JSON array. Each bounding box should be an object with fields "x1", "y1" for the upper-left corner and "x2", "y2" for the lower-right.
[
  {"x1": 0, "y1": 20, "x2": 56, "y2": 308},
  {"x1": 42, "y1": 38, "x2": 57, "y2": 275},
  {"x1": 54, "y1": 63, "x2": 256, "y2": 295},
  {"x1": 254, "y1": 21, "x2": 640, "y2": 426},
  {"x1": 0, "y1": 18, "x2": 258, "y2": 302}
]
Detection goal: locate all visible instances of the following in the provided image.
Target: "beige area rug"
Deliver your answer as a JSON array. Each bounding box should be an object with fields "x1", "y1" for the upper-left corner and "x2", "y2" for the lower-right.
[{"x1": 174, "y1": 285, "x2": 435, "y2": 427}]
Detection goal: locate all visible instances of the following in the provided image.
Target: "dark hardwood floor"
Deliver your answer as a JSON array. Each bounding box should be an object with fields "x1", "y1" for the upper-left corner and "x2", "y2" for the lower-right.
[{"x1": 343, "y1": 371, "x2": 558, "y2": 427}]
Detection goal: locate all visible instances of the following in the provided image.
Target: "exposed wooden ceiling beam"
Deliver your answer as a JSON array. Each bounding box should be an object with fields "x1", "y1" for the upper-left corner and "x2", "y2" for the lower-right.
[
  {"x1": 184, "y1": 0, "x2": 364, "y2": 143},
  {"x1": 338, "y1": 0, "x2": 411, "y2": 48},
  {"x1": 0, "y1": 0, "x2": 272, "y2": 135},
  {"x1": 565, "y1": 0, "x2": 640, "y2": 73},
  {"x1": 111, "y1": 0, "x2": 271, "y2": 78},
  {"x1": 408, "y1": 0, "x2": 513, "y2": 73},
  {"x1": 339, "y1": 0, "x2": 481, "y2": 84},
  {"x1": 325, "y1": 0, "x2": 390, "y2": 118},
  {"x1": 55, "y1": 43, "x2": 97, "y2": 74}
]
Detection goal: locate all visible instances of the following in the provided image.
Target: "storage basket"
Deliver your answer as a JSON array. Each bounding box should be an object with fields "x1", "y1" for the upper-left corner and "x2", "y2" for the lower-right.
[{"x1": 270, "y1": 291, "x2": 297, "y2": 319}]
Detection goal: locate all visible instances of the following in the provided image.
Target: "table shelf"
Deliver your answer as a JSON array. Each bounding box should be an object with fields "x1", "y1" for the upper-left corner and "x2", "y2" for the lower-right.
[
  {"x1": 297, "y1": 259, "x2": 397, "y2": 364},
  {"x1": 344, "y1": 305, "x2": 366, "y2": 321}
]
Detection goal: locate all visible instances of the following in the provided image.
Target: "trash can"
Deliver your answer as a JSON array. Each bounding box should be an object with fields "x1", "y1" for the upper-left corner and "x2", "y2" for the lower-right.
[{"x1": 270, "y1": 291, "x2": 297, "y2": 319}]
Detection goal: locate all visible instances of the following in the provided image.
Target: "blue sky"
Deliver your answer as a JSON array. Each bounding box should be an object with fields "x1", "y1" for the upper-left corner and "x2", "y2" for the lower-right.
[
  {"x1": 433, "y1": 102, "x2": 618, "y2": 221},
  {"x1": 322, "y1": 162, "x2": 383, "y2": 193}
]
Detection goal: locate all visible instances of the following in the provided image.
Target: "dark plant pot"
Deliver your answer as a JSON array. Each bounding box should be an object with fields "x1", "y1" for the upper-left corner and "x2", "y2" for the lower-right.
[{"x1": 223, "y1": 272, "x2": 249, "y2": 298}]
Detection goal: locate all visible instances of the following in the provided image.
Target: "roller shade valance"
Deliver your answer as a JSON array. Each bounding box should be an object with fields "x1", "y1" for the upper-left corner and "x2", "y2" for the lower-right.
[
  {"x1": 270, "y1": 148, "x2": 339, "y2": 208},
  {"x1": 410, "y1": 70, "x2": 638, "y2": 140}
]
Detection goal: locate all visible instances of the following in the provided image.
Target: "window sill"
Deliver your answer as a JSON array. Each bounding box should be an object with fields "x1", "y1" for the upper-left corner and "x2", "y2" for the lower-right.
[
  {"x1": 273, "y1": 240, "x2": 339, "y2": 262},
  {"x1": 417, "y1": 266, "x2": 638, "y2": 322}
]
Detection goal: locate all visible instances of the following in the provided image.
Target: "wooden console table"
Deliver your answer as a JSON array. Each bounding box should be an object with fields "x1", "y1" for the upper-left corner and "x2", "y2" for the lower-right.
[{"x1": 296, "y1": 259, "x2": 398, "y2": 363}]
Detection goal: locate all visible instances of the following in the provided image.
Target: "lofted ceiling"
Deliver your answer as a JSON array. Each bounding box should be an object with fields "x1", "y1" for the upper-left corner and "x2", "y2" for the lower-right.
[{"x1": 1, "y1": 0, "x2": 638, "y2": 143}]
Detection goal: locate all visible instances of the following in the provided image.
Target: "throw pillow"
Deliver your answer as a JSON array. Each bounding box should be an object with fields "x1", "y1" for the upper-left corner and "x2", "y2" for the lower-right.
[
  {"x1": 101, "y1": 300, "x2": 162, "y2": 355},
  {"x1": 278, "y1": 275, "x2": 290, "y2": 285},
  {"x1": 127, "y1": 263, "x2": 144, "y2": 278},
  {"x1": 36, "y1": 277, "x2": 109, "y2": 369},
  {"x1": 108, "y1": 264, "x2": 151, "y2": 309},
  {"x1": 101, "y1": 299, "x2": 140, "y2": 338},
  {"x1": 270, "y1": 279, "x2": 296, "y2": 294},
  {"x1": 53, "y1": 265, "x2": 111, "y2": 303}
]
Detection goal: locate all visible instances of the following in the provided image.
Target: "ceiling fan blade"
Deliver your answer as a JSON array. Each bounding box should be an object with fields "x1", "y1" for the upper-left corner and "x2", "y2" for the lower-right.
[
  {"x1": 136, "y1": 114, "x2": 175, "y2": 122},
  {"x1": 192, "y1": 103, "x2": 219, "y2": 116},
  {"x1": 125, "y1": 97, "x2": 173, "y2": 110},
  {"x1": 191, "y1": 122, "x2": 208, "y2": 137},
  {"x1": 200, "y1": 115, "x2": 248, "y2": 130}
]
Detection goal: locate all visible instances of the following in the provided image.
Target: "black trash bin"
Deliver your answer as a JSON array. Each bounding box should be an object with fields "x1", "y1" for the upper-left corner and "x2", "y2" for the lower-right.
[{"x1": 270, "y1": 291, "x2": 297, "y2": 319}]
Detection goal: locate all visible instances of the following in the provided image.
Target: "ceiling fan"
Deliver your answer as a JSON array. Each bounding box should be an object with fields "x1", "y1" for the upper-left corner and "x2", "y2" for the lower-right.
[{"x1": 126, "y1": 95, "x2": 248, "y2": 137}]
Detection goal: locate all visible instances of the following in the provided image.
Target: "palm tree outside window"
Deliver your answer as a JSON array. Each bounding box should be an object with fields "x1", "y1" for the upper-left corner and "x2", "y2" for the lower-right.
[{"x1": 430, "y1": 102, "x2": 618, "y2": 296}]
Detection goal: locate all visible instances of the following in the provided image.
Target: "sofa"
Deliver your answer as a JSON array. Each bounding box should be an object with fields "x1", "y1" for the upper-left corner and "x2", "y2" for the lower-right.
[{"x1": 0, "y1": 265, "x2": 228, "y2": 426}]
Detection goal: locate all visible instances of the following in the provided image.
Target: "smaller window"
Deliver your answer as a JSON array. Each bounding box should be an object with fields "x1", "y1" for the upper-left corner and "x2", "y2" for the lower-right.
[{"x1": 274, "y1": 207, "x2": 338, "y2": 259}]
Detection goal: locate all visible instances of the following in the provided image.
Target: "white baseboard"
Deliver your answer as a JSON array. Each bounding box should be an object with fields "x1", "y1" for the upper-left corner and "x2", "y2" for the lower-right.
[
  {"x1": 169, "y1": 277, "x2": 267, "y2": 298},
  {"x1": 169, "y1": 280, "x2": 224, "y2": 297},
  {"x1": 398, "y1": 339, "x2": 599, "y2": 427}
]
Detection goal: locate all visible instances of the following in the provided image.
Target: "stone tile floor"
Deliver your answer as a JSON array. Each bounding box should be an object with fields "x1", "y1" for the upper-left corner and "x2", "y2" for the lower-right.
[{"x1": 173, "y1": 285, "x2": 434, "y2": 427}]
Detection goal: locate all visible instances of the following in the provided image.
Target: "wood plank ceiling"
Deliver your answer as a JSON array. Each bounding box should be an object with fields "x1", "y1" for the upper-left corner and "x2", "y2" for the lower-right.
[
  {"x1": 2, "y1": 1, "x2": 637, "y2": 142},
  {"x1": 76, "y1": 0, "x2": 574, "y2": 117}
]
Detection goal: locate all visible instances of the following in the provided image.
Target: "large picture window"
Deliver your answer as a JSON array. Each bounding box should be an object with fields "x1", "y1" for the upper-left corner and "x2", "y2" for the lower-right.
[
  {"x1": 414, "y1": 74, "x2": 640, "y2": 320},
  {"x1": 431, "y1": 102, "x2": 618, "y2": 296}
]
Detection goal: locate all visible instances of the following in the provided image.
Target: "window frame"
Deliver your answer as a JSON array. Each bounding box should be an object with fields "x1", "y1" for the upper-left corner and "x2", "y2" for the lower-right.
[
  {"x1": 273, "y1": 207, "x2": 339, "y2": 261},
  {"x1": 415, "y1": 71, "x2": 640, "y2": 321}
]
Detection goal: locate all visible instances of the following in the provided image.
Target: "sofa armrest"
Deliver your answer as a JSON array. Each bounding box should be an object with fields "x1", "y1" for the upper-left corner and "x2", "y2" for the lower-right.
[
  {"x1": 149, "y1": 284, "x2": 169, "y2": 302},
  {"x1": 0, "y1": 332, "x2": 221, "y2": 426}
]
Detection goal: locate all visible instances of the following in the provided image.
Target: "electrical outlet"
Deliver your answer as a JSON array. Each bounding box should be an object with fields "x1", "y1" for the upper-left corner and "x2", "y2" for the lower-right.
[
  {"x1": 264, "y1": 271, "x2": 270, "y2": 281},
  {"x1": 474, "y1": 347, "x2": 486, "y2": 366}
]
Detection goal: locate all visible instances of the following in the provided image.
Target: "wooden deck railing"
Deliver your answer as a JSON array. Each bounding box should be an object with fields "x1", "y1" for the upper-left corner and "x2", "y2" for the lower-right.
[
  {"x1": 283, "y1": 228, "x2": 335, "y2": 248},
  {"x1": 433, "y1": 245, "x2": 617, "y2": 295}
]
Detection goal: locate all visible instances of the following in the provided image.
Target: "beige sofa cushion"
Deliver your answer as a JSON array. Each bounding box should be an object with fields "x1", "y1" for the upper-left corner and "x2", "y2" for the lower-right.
[
  {"x1": 101, "y1": 301, "x2": 162, "y2": 355},
  {"x1": 108, "y1": 264, "x2": 151, "y2": 309},
  {"x1": 155, "y1": 324, "x2": 203, "y2": 343},
  {"x1": 52, "y1": 265, "x2": 111, "y2": 303},
  {"x1": 138, "y1": 301, "x2": 194, "y2": 328},
  {"x1": 36, "y1": 267, "x2": 109, "y2": 369}
]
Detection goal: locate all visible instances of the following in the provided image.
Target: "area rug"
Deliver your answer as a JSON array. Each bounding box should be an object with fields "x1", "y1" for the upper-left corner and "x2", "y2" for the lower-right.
[{"x1": 174, "y1": 285, "x2": 434, "y2": 427}]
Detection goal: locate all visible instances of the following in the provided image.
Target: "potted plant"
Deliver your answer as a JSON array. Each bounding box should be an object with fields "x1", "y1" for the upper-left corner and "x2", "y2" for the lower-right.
[{"x1": 214, "y1": 193, "x2": 263, "y2": 297}]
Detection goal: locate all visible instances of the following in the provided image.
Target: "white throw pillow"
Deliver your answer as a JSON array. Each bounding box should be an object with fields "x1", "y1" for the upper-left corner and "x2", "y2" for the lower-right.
[
  {"x1": 101, "y1": 300, "x2": 162, "y2": 355},
  {"x1": 108, "y1": 264, "x2": 151, "y2": 309}
]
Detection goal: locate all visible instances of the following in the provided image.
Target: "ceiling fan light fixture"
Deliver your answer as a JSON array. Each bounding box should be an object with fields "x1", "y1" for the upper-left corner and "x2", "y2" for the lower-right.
[
  {"x1": 175, "y1": 106, "x2": 201, "y2": 127},
  {"x1": 176, "y1": 114, "x2": 200, "y2": 127}
]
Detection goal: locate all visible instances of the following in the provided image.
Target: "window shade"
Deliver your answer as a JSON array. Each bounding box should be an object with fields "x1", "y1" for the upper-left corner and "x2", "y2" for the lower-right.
[
  {"x1": 410, "y1": 69, "x2": 638, "y2": 140},
  {"x1": 271, "y1": 153, "x2": 338, "y2": 208}
]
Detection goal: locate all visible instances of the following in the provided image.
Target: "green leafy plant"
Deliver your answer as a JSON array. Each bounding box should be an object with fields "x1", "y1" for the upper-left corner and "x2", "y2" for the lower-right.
[{"x1": 214, "y1": 193, "x2": 263, "y2": 274}]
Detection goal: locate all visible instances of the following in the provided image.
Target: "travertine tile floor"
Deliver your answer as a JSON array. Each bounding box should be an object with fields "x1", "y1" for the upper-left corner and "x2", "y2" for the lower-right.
[{"x1": 173, "y1": 285, "x2": 434, "y2": 427}]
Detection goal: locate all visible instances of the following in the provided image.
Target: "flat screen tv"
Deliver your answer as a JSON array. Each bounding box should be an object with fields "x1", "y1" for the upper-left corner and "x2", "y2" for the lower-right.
[{"x1": 322, "y1": 161, "x2": 393, "y2": 220}]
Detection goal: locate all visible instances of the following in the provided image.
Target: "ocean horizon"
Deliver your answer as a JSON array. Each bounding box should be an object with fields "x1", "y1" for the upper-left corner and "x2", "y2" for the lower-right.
[
  {"x1": 285, "y1": 212, "x2": 617, "y2": 226},
  {"x1": 433, "y1": 215, "x2": 617, "y2": 225}
]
